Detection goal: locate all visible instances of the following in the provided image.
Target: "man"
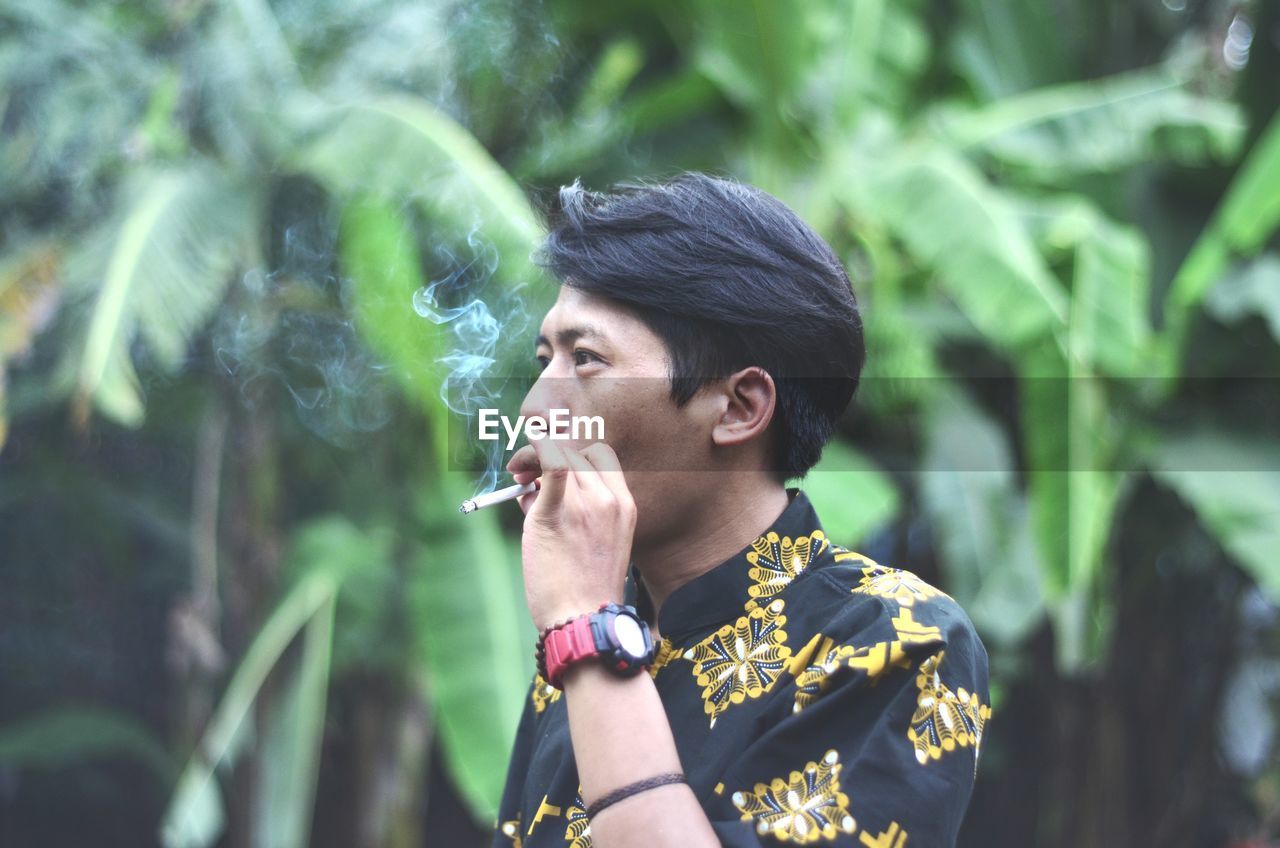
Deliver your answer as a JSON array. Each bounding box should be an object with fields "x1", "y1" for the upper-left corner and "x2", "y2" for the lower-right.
[{"x1": 492, "y1": 173, "x2": 990, "y2": 847}]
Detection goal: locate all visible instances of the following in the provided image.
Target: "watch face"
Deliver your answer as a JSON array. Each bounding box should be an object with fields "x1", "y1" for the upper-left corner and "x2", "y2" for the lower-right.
[{"x1": 613, "y1": 614, "x2": 647, "y2": 658}]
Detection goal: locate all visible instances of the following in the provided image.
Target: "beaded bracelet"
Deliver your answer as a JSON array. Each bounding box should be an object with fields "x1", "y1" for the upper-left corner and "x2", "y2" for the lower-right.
[{"x1": 585, "y1": 773, "x2": 687, "y2": 819}]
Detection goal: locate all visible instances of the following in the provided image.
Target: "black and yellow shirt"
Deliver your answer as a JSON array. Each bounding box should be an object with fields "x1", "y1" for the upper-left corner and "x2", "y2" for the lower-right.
[{"x1": 492, "y1": 489, "x2": 991, "y2": 847}]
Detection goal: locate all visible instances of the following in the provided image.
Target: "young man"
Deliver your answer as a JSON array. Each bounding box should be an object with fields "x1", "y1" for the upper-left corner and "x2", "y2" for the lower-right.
[{"x1": 493, "y1": 174, "x2": 990, "y2": 847}]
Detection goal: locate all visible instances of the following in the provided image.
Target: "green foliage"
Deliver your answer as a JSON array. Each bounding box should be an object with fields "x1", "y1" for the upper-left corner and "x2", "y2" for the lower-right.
[
  {"x1": 934, "y1": 66, "x2": 1245, "y2": 176},
  {"x1": 284, "y1": 515, "x2": 402, "y2": 675},
  {"x1": 847, "y1": 146, "x2": 1069, "y2": 348},
  {"x1": 337, "y1": 189, "x2": 538, "y2": 818},
  {"x1": 67, "y1": 165, "x2": 256, "y2": 427},
  {"x1": 1164, "y1": 112, "x2": 1280, "y2": 359},
  {"x1": 296, "y1": 95, "x2": 543, "y2": 288},
  {"x1": 920, "y1": 385, "x2": 1047, "y2": 650},
  {"x1": 339, "y1": 194, "x2": 535, "y2": 818},
  {"x1": 254, "y1": 584, "x2": 335, "y2": 848},
  {"x1": 1149, "y1": 431, "x2": 1280, "y2": 600},
  {"x1": 161, "y1": 573, "x2": 337, "y2": 848},
  {"x1": 948, "y1": 0, "x2": 1073, "y2": 98},
  {"x1": 1068, "y1": 215, "x2": 1154, "y2": 378},
  {"x1": 338, "y1": 196, "x2": 448, "y2": 459},
  {"x1": 4, "y1": 0, "x2": 1280, "y2": 843},
  {"x1": 1204, "y1": 253, "x2": 1280, "y2": 343},
  {"x1": 0, "y1": 709, "x2": 174, "y2": 782},
  {"x1": 410, "y1": 478, "x2": 534, "y2": 820},
  {"x1": 796, "y1": 440, "x2": 900, "y2": 548}
]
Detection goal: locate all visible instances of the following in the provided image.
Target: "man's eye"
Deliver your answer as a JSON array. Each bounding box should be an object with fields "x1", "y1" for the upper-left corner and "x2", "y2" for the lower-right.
[
  {"x1": 535, "y1": 354, "x2": 551, "y2": 371},
  {"x1": 573, "y1": 349, "x2": 601, "y2": 367}
]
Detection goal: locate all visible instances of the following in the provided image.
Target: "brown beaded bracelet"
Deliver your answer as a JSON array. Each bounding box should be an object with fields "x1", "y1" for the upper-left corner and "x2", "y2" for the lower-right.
[{"x1": 585, "y1": 773, "x2": 687, "y2": 819}]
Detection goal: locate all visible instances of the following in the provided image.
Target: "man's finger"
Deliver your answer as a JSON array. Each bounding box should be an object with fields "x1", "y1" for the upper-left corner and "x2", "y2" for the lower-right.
[
  {"x1": 580, "y1": 441, "x2": 623, "y2": 472},
  {"x1": 507, "y1": 444, "x2": 540, "y2": 485},
  {"x1": 580, "y1": 442, "x2": 632, "y2": 505},
  {"x1": 561, "y1": 444, "x2": 609, "y2": 501},
  {"x1": 528, "y1": 438, "x2": 571, "y2": 516}
]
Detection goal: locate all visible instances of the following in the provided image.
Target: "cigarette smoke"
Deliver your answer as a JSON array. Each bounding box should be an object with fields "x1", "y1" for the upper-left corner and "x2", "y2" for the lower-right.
[
  {"x1": 412, "y1": 226, "x2": 532, "y2": 496},
  {"x1": 211, "y1": 204, "x2": 534, "y2": 496},
  {"x1": 213, "y1": 216, "x2": 396, "y2": 449}
]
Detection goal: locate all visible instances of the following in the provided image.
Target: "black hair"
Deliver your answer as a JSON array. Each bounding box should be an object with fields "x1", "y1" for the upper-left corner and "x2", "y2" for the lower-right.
[{"x1": 535, "y1": 172, "x2": 865, "y2": 479}]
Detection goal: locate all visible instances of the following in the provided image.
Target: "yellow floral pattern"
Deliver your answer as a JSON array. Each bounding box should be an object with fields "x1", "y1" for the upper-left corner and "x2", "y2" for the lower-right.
[
  {"x1": 564, "y1": 789, "x2": 591, "y2": 848},
  {"x1": 732, "y1": 748, "x2": 857, "y2": 843},
  {"x1": 831, "y1": 547, "x2": 878, "y2": 568},
  {"x1": 791, "y1": 608, "x2": 944, "y2": 712},
  {"x1": 908, "y1": 650, "x2": 991, "y2": 770},
  {"x1": 792, "y1": 644, "x2": 846, "y2": 712},
  {"x1": 684, "y1": 599, "x2": 791, "y2": 727},
  {"x1": 792, "y1": 641, "x2": 914, "y2": 712},
  {"x1": 858, "y1": 821, "x2": 909, "y2": 847},
  {"x1": 890, "y1": 608, "x2": 943, "y2": 645},
  {"x1": 851, "y1": 564, "x2": 948, "y2": 608},
  {"x1": 531, "y1": 673, "x2": 562, "y2": 714},
  {"x1": 746, "y1": 530, "x2": 829, "y2": 611}
]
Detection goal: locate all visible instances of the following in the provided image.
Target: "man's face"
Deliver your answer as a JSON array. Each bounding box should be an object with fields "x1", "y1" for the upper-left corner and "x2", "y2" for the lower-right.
[{"x1": 518, "y1": 286, "x2": 714, "y2": 545}]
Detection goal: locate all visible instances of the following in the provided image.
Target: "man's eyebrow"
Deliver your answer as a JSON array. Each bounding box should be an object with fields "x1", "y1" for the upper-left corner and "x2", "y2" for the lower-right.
[{"x1": 534, "y1": 325, "x2": 608, "y2": 348}]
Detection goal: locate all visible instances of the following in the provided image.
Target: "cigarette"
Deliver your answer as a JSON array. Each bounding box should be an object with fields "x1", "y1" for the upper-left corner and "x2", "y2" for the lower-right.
[{"x1": 459, "y1": 479, "x2": 540, "y2": 514}]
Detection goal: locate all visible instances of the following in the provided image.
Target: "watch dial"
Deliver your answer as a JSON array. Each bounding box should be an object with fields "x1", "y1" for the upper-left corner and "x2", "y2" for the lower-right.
[{"x1": 613, "y1": 615, "x2": 647, "y2": 657}]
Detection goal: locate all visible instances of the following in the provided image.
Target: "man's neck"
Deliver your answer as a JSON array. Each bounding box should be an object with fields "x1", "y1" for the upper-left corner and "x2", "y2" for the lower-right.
[{"x1": 632, "y1": 475, "x2": 791, "y2": 630}]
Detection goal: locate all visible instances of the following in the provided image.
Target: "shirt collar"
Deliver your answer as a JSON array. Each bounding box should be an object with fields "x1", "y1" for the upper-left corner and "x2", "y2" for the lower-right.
[{"x1": 625, "y1": 488, "x2": 825, "y2": 644}]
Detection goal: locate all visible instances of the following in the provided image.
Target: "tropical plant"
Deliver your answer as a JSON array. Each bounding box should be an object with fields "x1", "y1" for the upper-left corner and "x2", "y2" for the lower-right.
[{"x1": 2, "y1": 0, "x2": 1277, "y2": 846}]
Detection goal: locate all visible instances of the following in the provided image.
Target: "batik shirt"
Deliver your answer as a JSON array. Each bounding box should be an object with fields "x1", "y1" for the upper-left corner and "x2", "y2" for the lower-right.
[{"x1": 492, "y1": 489, "x2": 991, "y2": 847}]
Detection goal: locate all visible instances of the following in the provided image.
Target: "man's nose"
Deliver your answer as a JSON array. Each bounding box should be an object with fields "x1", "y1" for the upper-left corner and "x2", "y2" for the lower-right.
[{"x1": 520, "y1": 371, "x2": 567, "y2": 422}]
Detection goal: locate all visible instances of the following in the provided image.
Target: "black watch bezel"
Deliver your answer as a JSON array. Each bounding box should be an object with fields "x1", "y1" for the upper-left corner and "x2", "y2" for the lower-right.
[{"x1": 589, "y1": 603, "x2": 656, "y2": 676}]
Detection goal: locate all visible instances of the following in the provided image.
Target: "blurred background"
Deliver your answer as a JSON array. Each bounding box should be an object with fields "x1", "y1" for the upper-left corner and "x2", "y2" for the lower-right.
[{"x1": 2, "y1": 0, "x2": 1279, "y2": 845}]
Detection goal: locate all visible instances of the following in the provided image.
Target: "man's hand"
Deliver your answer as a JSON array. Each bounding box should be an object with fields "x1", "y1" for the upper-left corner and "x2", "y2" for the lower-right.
[
  {"x1": 506, "y1": 439, "x2": 636, "y2": 632},
  {"x1": 507, "y1": 439, "x2": 720, "y2": 848}
]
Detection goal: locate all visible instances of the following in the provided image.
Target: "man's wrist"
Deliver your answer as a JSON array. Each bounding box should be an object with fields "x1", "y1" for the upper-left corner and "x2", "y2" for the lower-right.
[
  {"x1": 534, "y1": 602, "x2": 610, "y2": 686},
  {"x1": 537, "y1": 600, "x2": 653, "y2": 690},
  {"x1": 560, "y1": 655, "x2": 650, "y2": 689}
]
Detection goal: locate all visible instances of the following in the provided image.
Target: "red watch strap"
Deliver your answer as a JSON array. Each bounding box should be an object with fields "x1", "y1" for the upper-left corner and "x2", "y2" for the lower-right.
[{"x1": 545, "y1": 616, "x2": 598, "y2": 689}]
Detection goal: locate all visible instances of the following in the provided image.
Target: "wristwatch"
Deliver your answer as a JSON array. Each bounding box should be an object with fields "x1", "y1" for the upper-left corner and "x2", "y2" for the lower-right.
[{"x1": 542, "y1": 603, "x2": 656, "y2": 689}]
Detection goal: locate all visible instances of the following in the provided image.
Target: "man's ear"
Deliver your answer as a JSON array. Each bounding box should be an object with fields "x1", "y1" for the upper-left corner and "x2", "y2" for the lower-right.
[{"x1": 711, "y1": 366, "x2": 777, "y2": 448}]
